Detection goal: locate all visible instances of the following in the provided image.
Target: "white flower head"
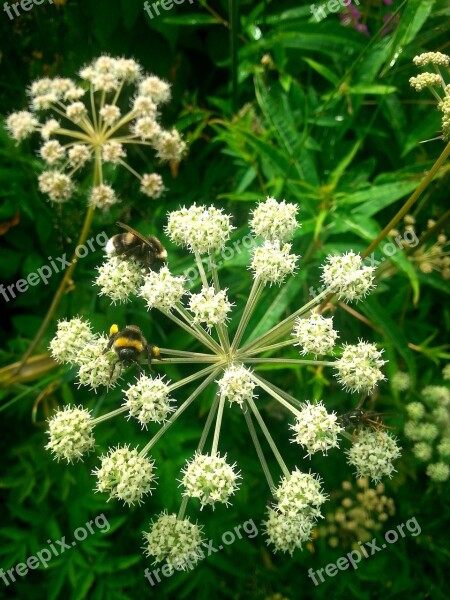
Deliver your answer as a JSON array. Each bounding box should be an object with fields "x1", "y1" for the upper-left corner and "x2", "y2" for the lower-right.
[
  {"x1": 409, "y1": 73, "x2": 443, "y2": 91},
  {"x1": 114, "y1": 58, "x2": 141, "y2": 82},
  {"x1": 180, "y1": 452, "x2": 241, "y2": 509},
  {"x1": 166, "y1": 204, "x2": 234, "y2": 254},
  {"x1": 426, "y1": 462, "x2": 450, "y2": 482},
  {"x1": 66, "y1": 102, "x2": 88, "y2": 123},
  {"x1": 412, "y1": 442, "x2": 432, "y2": 462},
  {"x1": 188, "y1": 286, "x2": 233, "y2": 329},
  {"x1": 132, "y1": 95, "x2": 157, "y2": 117},
  {"x1": 138, "y1": 76, "x2": 171, "y2": 104},
  {"x1": 251, "y1": 240, "x2": 298, "y2": 285},
  {"x1": 39, "y1": 140, "x2": 66, "y2": 165},
  {"x1": 93, "y1": 445, "x2": 156, "y2": 505},
  {"x1": 405, "y1": 402, "x2": 426, "y2": 421},
  {"x1": 49, "y1": 317, "x2": 94, "y2": 364},
  {"x1": 321, "y1": 251, "x2": 376, "y2": 302},
  {"x1": 89, "y1": 184, "x2": 118, "y2": 210},
  {"x1": 153, "y1": 129, "x2": 186, "y2": 161},
  {"x1": 5, "y1": 110, "x2": 38, "y2": 141},
  {"x1": 292, "y1": 313, "x2": 338, "y2": 357},
  {"x1": 442, "y1": 364, "x2": 450, "y2": 381},
  {"x1": 132, "y1": 116, "x2": 161, "y2": 140},
  {"x1": 124, "y1": 374, "x2": 175, "y2": 427},
  {"x1": 68, "y1": 144, "x2": 91, "y2": 168},
  {"x1": 274, "y1": 468, "x2": 327, "y2": 518},
  {"x1": 143, "y1": 512, "x2": 204, "y2": 570},
  {"x1": 139, "y1": 266, "x2": 185, "y2": 311},
  {"x1": 334, "y1": 340, "x2": 387, "y2": 393},
  {"x1": 38, "y1": 171, "x2": 74, "y2": 203},
  {"x1": 291, "y1": 401, "x2": 342, "y2": 457},
  {"x1": 413, "y1": 52, "x2": 450, "y2": 67},
  {"x1": 96, "y1": 256, "x2": 145, "y2": 304},
  {"x1": 46, "y1": 405, "x2": 95, "y2": 463},
  {"x1": 250, "y1": 196, "x2": 300, "y2": 242},
  {"x1": 422, "y1": 385, "x2": 450, "y2": 407},
  {"x1": 99, "y1": 104, "x2": 121, "y2": 126},
  {"x1": 40, "y1": 118, "x2": 60, "y2": 140},
  {"x1": 263, "y1": 508, "x2": 315, "y2": 555},
  {"x1": 76, "y1": 334, "x2": 119, "y2": 390},
  {"x1": 391, "y1": 371, "x2": 411, "y2": 391},
  {"x1": 102, "y1": 141, "x2": 126, "y2": 163},
  {"x1": 140, "y1": 173, "x2": 164, "y2": 198},
  {"x1": 217, "y1": 364, "x2": 256, "y2": 407},
  {"x1": 346, "y1": 429, "x2": 401, "y2": 483}
]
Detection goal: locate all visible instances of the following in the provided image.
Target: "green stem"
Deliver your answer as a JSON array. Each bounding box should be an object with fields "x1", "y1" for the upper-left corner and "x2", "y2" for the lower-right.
[
  {"x1": 230, "y1": 276, "x2": 263, "y2": 352},
  {"x1": 250, "y1": 372, "x2": 302, "y2": 418},
  {"x1": 169, "y1": 364, "x2": 220, "y2": 392},
  {"x1": 177, "y1": 495, "x2": 189, "y2": 520},
  {"x1": 138, "y1": 370, "x2": 219, "y2": 457},
  {"x1": 197, "y1": 392, "x2": 220, "y2": 453},
  {"x1": 244, "y1": 358, "x2": 334, "y2": 366},
  {"x1": 174, "y1": 304, "x2": 223, "y2": 355},
  {"x1": 247, "y1": 397, "x2": 290, "y2": 478},
  {"x1": 243, "y1": 408, "x2": 275, "y2": 493},
  {"x1": 251, "y1": 373, "x2": 304, "y2": 410},
  {"x1": 211, "y1": 395, "x2": 226, "y2": 455},
  {"x1": 92, "y1": 406, "x2": 128, "y2": 426}
]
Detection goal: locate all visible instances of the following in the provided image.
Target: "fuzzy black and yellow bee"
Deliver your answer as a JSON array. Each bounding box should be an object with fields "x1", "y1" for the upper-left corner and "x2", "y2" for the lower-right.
[
  {"x1": 104, "y1": 324, "x2": 160, "y2": 380},
  {"x1": 105, "y1": 221, "x2": 167, "y2": 272}
]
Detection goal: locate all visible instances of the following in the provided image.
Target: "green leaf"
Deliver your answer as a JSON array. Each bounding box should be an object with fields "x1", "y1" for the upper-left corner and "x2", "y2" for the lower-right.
[
  {"x1": 162, "y1": 13, "x2": 217, "y2": 25},
  {"x1": 348, "y1": 84, "x2": 397, "y2": 95}
]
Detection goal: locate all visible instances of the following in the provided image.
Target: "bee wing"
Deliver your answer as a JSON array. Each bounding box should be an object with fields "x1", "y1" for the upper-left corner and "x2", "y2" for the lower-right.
[{"x1": 116, "y1": 222, "x2": 155, "y2": 249}]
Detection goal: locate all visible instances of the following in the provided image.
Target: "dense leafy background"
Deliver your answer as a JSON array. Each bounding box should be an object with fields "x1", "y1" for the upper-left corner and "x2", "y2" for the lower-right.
[{"x1": 0, "y1": 0, "x2": 449, "y2": 598}]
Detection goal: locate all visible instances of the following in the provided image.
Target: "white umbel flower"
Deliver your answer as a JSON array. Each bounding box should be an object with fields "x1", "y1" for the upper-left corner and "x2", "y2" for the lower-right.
[
  {"x1": 68, "y1": 144, "x2": 91, "y2": 168},
  {"x1": 89, "y1": 184, "x2": 118, "y2": 209},
  {"x1": 38, "y1": 171, "x2": 74, "y2": 203},
  {"x1": 66, "y1": 102, "x2": 88, "y2": 123},
  {"x1": 102, "y1": 141, "x2": 126, "y2": 163},
  {"x1": 138, "y1": 76, "x2": 171, "y2": 104},
  {"x1": 143, "y1": 512, "x2": 204, "y2": 570},
  {"x1": 40, "y1": 140, "x2": 66, "y2": 165},
  {"x1": 96, "y1": 256, "x2": 145, "y2": 303},
  {"x1": 250, "y1": 240, "x2": 298, "y2": 285},
  {"x1": 5, "y1": 110, "x2": 38, "y2": 141},
  {"x1": 292, "y1": 313, "x2": 338, "y2": 357},
  {"x1": 321, "y1": 251, "x2": 375, "y2": 302},
  {"x1": 274, "y1": 469, "x2": 327, "y2": 518},
  {"x1": 140, "y1": 173, "x2": 164, "y2": 198},
  {"x1": 188, "y1": 286, "x2": 233, "y2": 329},
  {"x1": 40, "y1": 118, "x2": 60, "y2": 140},
  {"x1": 217, "y1": 364, "x2": 256, "y2": 407},
  {"x1": 426, "y1": 462, "x2": 450, "y2": 482},
  {"x1": 46, "y1": 405, "x2": 95, "y2": 463},
  {"x1": 166, "y1": 204, "x2": 234, "y2": 254},
  {"x1": 180, "y1": 452, "x2": 241, "y2": 509},
  {"x1": 409, "y1": 73, "x2": 442, "y2": 91},
  {"x1": 346, "y1": 429, "x2": 401, "y2": 483},
  {"x1": 413, "y1": 52, "x2": 450, "y2": 67},
  {"x1": 99, "y1": 104, "x2": 121, "y2": 126},
  {"x1": 139, "y1": 266, "x2": 185, "y2": 311},
  {"x1": 76, "y1": 335, "x2": 119, "y2": 390},
  {"x1": 391, "y1": 371, "x2": 411, "y2": 391},
  {"x1": 49, "y1": 317, "x2": 94, "y2": 364},
  {"x1": 291, "y1": 401, "x2": 342, "y2": 457},
  {"x1": 132, "y1": 116, "x2": 161, "y2": 140},
  {"x1": 154, "y1": 129, "x2": 186, "y2": 161},
  {"x1": 405, "y1": 402, "x2": 426, "y2": 421},
  {"x1": 93, "y1": 445, "x2": 156, "y2": 505},
  {"x1": 124, "y1": 375, "x2": 175, "y2": 427},
  {"x1": 263, "y1": 508, "x2": 315, "y2": 555},
  {"x1": 334, "y1": 341, "x2": 386, "y2": 393},
  {"x1": 250, "y1": 196, "x2": 300, "y2": 242}
]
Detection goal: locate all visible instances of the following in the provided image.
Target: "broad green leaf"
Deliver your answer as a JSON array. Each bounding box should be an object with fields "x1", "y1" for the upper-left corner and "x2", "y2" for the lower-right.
[
  {"x1": 348, "y1": 84, "x2": 397, "y2": 95},
  {"x1": 302, "y1": 58, "x2": 340, "y2": 86}
]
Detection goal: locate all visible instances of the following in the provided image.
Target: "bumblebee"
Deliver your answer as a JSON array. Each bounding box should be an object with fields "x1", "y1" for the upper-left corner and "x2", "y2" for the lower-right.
[
  {"x1": 104, "y1": 324, "x2": 160, "y2": 380},
  {"x1": 105, "y1": 221, "x2": 167, "y2": 272}
]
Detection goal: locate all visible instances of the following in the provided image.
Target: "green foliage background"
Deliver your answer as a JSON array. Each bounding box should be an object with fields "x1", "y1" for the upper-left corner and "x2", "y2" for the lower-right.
[{"x1": 0, "y1": 0, "x2": 449, "y2": 598}]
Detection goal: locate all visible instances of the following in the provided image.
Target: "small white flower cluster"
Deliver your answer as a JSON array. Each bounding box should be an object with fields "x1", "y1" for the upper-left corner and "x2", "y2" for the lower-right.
[
  {"x1": 46, "y1": 405, "x2": 95, "y2": 463},
  {"x1": 180, "y1": 452, "x2": 241, "y2": 509},
  {"x1": 391, "y1": 371, "x2": 411, "y2": 391},
  {"x1": 410, "y1": 52, "x2": 450, "y2": 140},
  {"x1": 49, "y1": 318, "x2": 119, "y2": 391},
  {"x1": 346, "y1": 429, "x2": 401, "y2": 483},
  {"x1": 165, "y1": 204, "x2": 234, "y2": 254},
  {"x1": 93, "y1": 445, "x2": 156, "y2": 505},
  {"x1": 5, "y1": 55, "x2": 186, "y2": 206},
  {"x1": 250, "y1": 196, "x2": 300, "y2": 242},
  {"x1": 124, "y1": 374, "x2": 175, "y2": 427},
  {"x1": 49, "y1": 317, "x2": 94, "y2": 363},
  {"x1": 96, "y1": 256, "x2": 145, "y2": 303},
  {"x1": 251, "y1": 240, "x2": 298, "y2": 285},
  {"x1": 188, "y1": 286, "x2": 233, "y2": 329},
  {"x1": 217, "y1": 364, "x2": 256, "y2": 407},
  {"x1": 139, "y1": 266, "x2": 185, "y2": 311},
  {"x1": 404, "y1": 381, "x2": 450, "y2": 482},
  {"x1": 334, "y1": 340, "x2": 386, "y2": 393},
  {"x1": 321, "y1": 251, "x2": 375, "y2": 302},
  {"x1": 264, "y1": 469, "x2": 327, "y2": 554},
  {"x1": 291, "y1": 401, "x2": 342, "y2": 457},
  {"x1": 292, "y1": 313, "x2": 338, "y2": 357},
  {"x1": 143, "y1": 512, "x2": 204, "y2": 570}
]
